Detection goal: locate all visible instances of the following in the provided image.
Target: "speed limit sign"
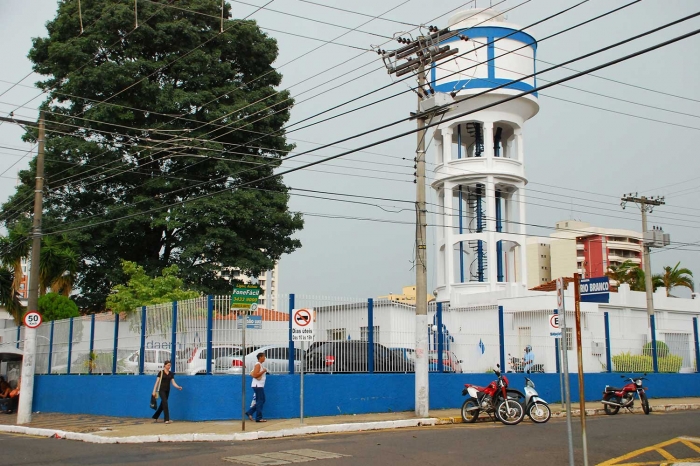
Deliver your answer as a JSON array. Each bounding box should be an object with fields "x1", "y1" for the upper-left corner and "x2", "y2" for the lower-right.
[{"x1": 24, "y1": 311, "x2": 42, "y2": 329}]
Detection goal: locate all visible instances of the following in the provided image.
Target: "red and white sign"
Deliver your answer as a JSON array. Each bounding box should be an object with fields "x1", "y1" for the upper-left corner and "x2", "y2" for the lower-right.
[
  {"x1": 292, "y1": 308, "x2": 314, "y2": 341},
  {"x1": 24, "y1": 311, "x2": 42, "y2": 329},
  {"x1": 549, "y1": 314, "x2": 561, "y2": 339}
]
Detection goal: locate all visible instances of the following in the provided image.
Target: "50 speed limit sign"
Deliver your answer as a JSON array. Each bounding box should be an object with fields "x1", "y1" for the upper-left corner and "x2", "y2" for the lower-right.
[{"x1": 24, "y1": 311, "x2": 42, "y2": 329}]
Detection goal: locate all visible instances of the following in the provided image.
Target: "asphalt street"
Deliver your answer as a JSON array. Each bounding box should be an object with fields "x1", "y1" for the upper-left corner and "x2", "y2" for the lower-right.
[{"x1": 0, "y1": 411, "x2": 698, "y2": 465}]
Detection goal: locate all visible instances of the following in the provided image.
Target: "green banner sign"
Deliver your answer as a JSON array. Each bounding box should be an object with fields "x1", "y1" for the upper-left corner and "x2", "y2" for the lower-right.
[{"x1": 231, "y1": 284, "x2": 262, "y2": 309}]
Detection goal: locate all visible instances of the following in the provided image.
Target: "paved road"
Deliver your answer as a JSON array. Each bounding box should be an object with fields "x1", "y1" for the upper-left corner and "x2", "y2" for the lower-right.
[{"x1": 1, "y1": 411, "x2": 698, "y2": 465}]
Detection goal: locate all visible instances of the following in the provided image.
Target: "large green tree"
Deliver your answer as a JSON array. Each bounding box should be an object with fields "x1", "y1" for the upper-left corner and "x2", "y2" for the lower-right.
[{"x1": 2, "y1": 0, "x2": 303, "y2": 311}]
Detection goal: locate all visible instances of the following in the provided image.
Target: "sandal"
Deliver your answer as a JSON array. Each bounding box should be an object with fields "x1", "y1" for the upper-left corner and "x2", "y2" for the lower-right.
[
  {"x1": 247, "y1": 414, "x2": 254, "y2": 421},
  {"x1": 256, "y1": 419, "x2": 267, "y2": 423},
  {"x1": 164, "y1": 421, "x2": 172, "y2": 424}
]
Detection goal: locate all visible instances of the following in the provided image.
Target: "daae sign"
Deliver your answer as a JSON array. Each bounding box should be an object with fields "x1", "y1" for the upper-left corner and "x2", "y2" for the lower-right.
[{"x1": 579, "y1": 277, "x2": 610, "y2": 303}]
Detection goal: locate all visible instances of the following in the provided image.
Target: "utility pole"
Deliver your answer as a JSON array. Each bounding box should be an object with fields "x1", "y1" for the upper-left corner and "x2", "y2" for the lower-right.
[
  {"x1": 17, "y1": 112, "x2": 46, "y2": 425},
  {"x1": 377, "y1": 26, "x2": 460, "y2": 417},
  {"x1": 620, "y1": 193, "x2": 667, "y2": 317}
]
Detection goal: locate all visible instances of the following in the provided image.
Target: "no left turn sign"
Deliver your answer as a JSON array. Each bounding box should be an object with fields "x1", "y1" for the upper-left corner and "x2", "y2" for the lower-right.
[{"x1": 24, "y1": 311, "x2": 42, "y2": 329}]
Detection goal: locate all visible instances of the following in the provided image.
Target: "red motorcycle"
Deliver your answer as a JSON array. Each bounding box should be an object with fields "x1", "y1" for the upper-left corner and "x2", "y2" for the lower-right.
[
  {"x1": 602, "y1": 374, "x2": 650, "y2": 415},
  {"x1": 460, "y1": 365, "x2": 525, "y2": 425}
]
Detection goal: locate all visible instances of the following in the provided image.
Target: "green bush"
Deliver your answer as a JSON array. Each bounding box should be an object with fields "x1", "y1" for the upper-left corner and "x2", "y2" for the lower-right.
[
  {"x1": 612, "y1": 351, "x2": 682, "y2": 373},
  {"x1": 642, "y1": 341, "x2": 670, "y2": 358}
]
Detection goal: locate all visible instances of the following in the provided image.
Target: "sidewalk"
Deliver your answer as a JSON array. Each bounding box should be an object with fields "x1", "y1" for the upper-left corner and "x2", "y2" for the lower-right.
[{"x1": 0, "y1": 398, "x2": 697, "y2": 444}]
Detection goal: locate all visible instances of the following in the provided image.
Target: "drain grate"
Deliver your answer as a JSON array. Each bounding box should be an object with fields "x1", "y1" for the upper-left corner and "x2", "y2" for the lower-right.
[{"x1": 222, "y1": 449, "x2": 349, "y2": 465}]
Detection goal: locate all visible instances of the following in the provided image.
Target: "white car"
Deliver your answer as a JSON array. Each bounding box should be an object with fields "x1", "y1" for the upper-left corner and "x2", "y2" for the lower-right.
[
  {"x1": 181, "y1": 345, "x2": 242, "y2": 375},
  {"x1": 121, "y1": 349, "x2": 172, "y2": 374},
  {"x1": 214, "y1": 344, "x2": 302, "y2": 374}
]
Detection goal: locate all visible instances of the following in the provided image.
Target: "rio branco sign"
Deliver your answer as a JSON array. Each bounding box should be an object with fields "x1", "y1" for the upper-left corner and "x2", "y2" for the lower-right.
[{"x1": 231, "y1": 284, "x2": 262, "y2": 310}]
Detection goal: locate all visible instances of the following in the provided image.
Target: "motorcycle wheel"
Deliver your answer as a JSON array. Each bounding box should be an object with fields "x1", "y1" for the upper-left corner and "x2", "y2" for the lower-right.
[
  {"x1": 528, "y1": 402, "x2": 551, "y2": 423},
  {"x1": 496, "y1": 399, "x2": 524, "y2": 425},
  {"x1": 461, "y1": 398, "x2": 480, "y2": 423},
  {"x1": 640, "y1": 392, "x2": 650, "y2": 415},
  {"x1": 604, "y1": 395, "x2": 621, "y2": 415}
]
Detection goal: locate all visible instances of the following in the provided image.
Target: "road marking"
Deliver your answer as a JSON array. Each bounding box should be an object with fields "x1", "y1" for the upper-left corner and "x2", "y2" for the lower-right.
[
  {"x1": 223, "y1": 449, "x2": 349, "y2": 465},
  {"x1": 598, "y1": 437, "x2": 700, "y2": 466}
]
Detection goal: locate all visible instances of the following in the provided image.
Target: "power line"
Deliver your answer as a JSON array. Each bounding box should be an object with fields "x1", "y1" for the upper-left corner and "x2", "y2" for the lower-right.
[{"x1": 40, "y1": 24, "x2": 700, "y2": 237}]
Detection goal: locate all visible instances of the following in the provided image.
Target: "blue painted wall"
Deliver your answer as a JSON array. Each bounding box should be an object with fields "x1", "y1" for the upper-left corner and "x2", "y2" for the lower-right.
[{"x1": 34, "y1": 373, "x2": 700, "y2": 421}]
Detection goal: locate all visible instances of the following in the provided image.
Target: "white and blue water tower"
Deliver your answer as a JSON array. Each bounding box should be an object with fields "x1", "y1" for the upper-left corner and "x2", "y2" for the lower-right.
[{"x1": 431, "y1": 8, "x2": 539, "y2": 304}]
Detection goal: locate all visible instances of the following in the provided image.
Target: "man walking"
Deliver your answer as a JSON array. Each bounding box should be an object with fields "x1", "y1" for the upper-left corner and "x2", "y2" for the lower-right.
[{"x1": 245, "y1": 352, "x2": 268, "y2": 422}]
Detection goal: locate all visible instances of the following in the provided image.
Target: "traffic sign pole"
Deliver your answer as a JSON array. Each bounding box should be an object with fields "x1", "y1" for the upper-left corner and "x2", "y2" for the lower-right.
[
  {"x1": 557, "y1": 278, "x2": 575, "y2": 466},
  {"x1": 574, "y1": 273, "x2": 589, "y2": 466},
  {"x1": 291, "y1": 308, "x2": 315, "y2": 425}
]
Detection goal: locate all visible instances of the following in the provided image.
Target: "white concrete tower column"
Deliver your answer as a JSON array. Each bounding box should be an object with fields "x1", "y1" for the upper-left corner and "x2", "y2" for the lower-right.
[
  {"x1": 442, "y1": 126, "x2": 453, "y2": 164},
  {"x1": 518, "y1": 186, "x2": 528, "y2": 287},
  {"x1": 443, "y1": 180, "x2": 455, "y2": 295}
]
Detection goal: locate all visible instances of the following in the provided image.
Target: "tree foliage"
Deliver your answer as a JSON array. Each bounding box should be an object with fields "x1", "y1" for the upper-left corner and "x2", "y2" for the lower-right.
[
  {"x1": 106, "y1": 260, "x2": 199, "y2": 314},
  {"x1": 657, "y1": 262, "x2": 694, "y2": 297},
  {"x1": 38, "y1": 292, "x2": 80, "y2": 321},
  {"x1": 2, "y1": 0, "x2": 303, "y2": 311}
]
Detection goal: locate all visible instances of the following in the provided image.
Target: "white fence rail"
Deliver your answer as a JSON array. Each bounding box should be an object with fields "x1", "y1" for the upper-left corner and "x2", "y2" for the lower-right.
[{"x1": 0, "y1": 295, "x2": 698, "y2": 375}]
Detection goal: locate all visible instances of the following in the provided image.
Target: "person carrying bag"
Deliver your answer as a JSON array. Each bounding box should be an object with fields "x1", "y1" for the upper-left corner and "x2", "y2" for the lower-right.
[{"x1": 149, "y1": 372, "x2": 162, "y2": 410}]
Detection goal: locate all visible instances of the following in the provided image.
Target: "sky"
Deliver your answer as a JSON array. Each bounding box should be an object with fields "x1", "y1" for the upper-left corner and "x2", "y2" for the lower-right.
[{"x1": 0, "y1": 0, "x2": 698, "y2": 300}]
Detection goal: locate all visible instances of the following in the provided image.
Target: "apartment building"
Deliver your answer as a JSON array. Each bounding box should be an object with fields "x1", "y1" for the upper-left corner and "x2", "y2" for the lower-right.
[{"x1": 527, "y1": 220, "x2": 642, "y2": 288}]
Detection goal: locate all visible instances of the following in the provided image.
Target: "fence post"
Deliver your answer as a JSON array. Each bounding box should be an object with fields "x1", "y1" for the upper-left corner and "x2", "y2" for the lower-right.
[
  {"x1": 604, "y1": 312, "x2": 612, "y2": 373},
  {"x1": 139, "y1": 306, "x2": 147, "y2": 375},
  {"x1": 16, "y1": 326, "x2": 20, "y2": 349},
  {"x1": 67, "y1": 317, "x2": 74, "y2": 375},
  {"x1": 206, "y1": 296, "x2": 214, "y2": 375},
  {"x1": 112, "y1": 313, "x2": 120, "y2": 375},
  {"x1": 171, "y1": 301, "x2": 178, "y2": 368},
  {"x1": 89, "y1": 314, "x2": 96, "y2": 375},
  {"x1": 437, "y1": 302, "x2": 444, "y2": 373},
  {"x1": 288, "y1": 294, "x2": 295, "y2": 375},
  {"x1": 693, "y1": 317, "x2": 699, "y2": 374},
  {"x1": 48, "y1": 321, "x2": 55, "y2": 374},
  {"x1": 650, "y1": 315, "x2": 658, "y2": 373},
  {"x1": 368, "y1": 298, "x2": 374, "y2": 374},
  {"x1": 498, "y1": 306, "x2": 505, "y2": 371}
]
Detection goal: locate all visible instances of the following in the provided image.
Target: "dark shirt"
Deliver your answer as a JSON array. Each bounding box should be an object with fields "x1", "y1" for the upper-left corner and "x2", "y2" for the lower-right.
[{"x1": 157, "y1": 371, "x2": 175, "y2": 394}]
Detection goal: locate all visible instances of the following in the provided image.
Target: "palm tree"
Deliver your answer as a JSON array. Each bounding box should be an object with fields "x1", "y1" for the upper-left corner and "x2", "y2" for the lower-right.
[
  {"x1": 0, "y1": 224, "x2": 31, "y2": 295},
  {"x1": 657, "y1": 262, "x2": 694, "y2": 297},
  {"x1": 0, "y1": 267, "x2": 24, "y2": 324},
  {"x1": 39, "y1": 235, "x2": 78, "y2": 297},
  {"x1": 606, "y1": 260, "x2": 638, "y2": 285}
]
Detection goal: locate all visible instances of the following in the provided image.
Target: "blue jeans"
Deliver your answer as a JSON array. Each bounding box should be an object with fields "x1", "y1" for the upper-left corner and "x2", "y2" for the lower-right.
[{"x1": 245, "y1": 387, "x2": 265, "y2": 421}]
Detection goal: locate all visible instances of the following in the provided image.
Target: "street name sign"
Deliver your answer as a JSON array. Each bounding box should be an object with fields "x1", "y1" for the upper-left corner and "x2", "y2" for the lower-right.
[
  {"x1": 579, "y1": 277, "x2": 610, "y2": 303},
  {"x1": 292, "y1": 308, "x2": 315, "y2": 341}
]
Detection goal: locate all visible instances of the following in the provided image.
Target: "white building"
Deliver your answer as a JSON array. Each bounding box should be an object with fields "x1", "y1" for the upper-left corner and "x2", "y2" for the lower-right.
[{"x1": 220, "y1": 262, "x2": 280, "y2": 310}]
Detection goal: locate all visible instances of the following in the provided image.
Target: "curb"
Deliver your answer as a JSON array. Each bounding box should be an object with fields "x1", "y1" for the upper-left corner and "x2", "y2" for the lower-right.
[
  {"x1": 0, "y1": 418, "x2": 439, "y2": 444},
  {"x1": 433, "y1": 403, "x2": 700, "y2": 425},
  {"x1": 1, "y1": 404, "x2": 697, "y2": 443}
]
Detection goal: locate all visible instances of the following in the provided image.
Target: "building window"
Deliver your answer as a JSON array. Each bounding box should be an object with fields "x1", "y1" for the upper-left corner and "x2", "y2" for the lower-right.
[
  {"x1": 327, "y1": 328, "x2": 347, "y2": 341},
  {"x1": 564, "y1": 328, "x2": 573, "y2": 351},
  {"x1": 360, "y1": 326, "x2": 380, "y2": 343}
]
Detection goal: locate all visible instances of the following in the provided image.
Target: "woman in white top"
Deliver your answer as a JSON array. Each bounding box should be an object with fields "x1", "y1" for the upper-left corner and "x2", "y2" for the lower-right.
[{"x1": 245, "y1": 352, "x2": 268, "y2": 422}]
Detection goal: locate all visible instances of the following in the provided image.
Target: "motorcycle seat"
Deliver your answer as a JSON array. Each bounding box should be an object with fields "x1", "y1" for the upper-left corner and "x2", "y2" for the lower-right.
[{"x1": 605, "y1": 386, "x2": 623, "y2": 392}]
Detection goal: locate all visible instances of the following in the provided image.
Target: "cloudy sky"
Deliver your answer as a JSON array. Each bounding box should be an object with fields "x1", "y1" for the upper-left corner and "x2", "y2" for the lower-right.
[{"x1": 0, "y1": 0, "x2": 698, "y2": 300}]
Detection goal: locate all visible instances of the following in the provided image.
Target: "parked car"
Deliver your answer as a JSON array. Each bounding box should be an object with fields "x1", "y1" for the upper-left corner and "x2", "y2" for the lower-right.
[
  {"x1": 181, "y1": 345, "x2": 243, "y2": 375},
  {"x1": 428, "y1": 350, "x2": 463, "y2": 373},
  {"x1": 50, "y1": 352, "x2": 112, "y2": 375},
  {"x1": 306, "y1": 341, "x2": 415, "y2": 373},
  {"x1": 120, "y1": 348, "x2": 172, "y2": 374},
  {"x1": 214, "y1": 345, "x2": 302, "y2": 374}
]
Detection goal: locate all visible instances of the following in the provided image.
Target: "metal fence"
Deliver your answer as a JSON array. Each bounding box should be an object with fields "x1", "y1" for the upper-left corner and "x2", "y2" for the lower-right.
[{"x1": 1, "y1": 295, "x2": 698, "y2": 375}]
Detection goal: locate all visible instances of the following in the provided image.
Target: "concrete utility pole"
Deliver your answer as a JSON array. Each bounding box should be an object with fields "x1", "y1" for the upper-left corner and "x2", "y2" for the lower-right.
[
  {"x1": 18, "y1": 112, "x2": 46, "y2": 425},
  {"x1": 620, "y1": 193, "x2": 666, "y2": 317},
  {"x1": 377, "y1": 26, "x2": 460, "y2": 417}
]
